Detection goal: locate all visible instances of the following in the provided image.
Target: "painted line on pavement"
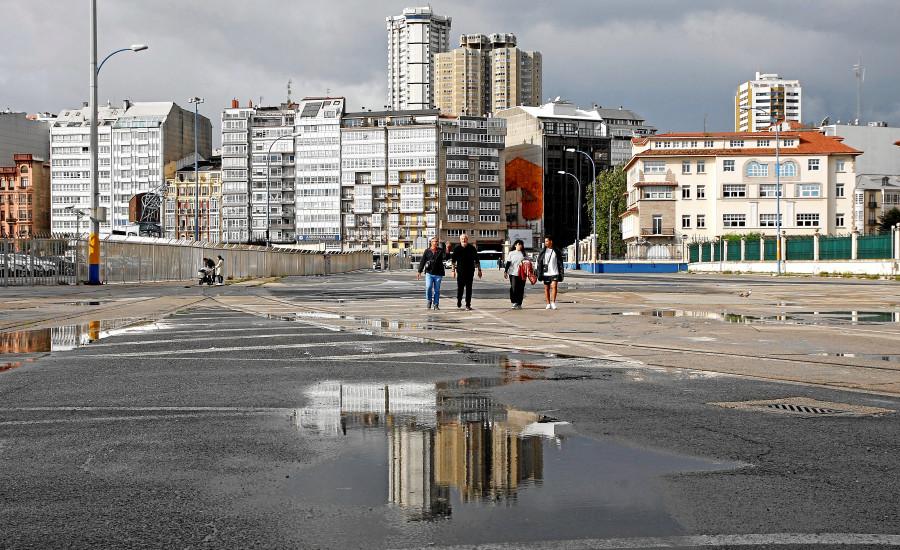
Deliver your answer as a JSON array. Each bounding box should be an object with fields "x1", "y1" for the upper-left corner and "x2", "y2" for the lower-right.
[{"x1": 71, "y1": 339, "x2": 398, "y2": 358}]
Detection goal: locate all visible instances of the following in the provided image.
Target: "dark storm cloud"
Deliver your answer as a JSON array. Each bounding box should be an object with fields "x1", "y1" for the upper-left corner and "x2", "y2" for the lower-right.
[{"x1": 2, "y1": 0, "x2": 898, "y2": 143}]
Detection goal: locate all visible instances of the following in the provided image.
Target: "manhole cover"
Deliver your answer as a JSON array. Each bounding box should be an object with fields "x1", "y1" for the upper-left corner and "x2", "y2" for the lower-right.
[{"x1": 709, "y1": 397, "x2": 895, "y2": 418}]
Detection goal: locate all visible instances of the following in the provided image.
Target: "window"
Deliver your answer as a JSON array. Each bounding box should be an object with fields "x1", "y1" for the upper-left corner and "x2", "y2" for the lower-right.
[
  {"x1": 783, "y1": 139, "x2": 795, "y2": 146},
  {"x1": 723, "y1": 214, "x2": 746, "y2": 227},
  {"x1": 797, "y1": 184, "x2": 820, "y2": 197},
  {"x1": 642, "y1": 186, "x2": 673, "y2": 199},
  {"x1": 682, "y1": 186, "x2": 691, "y2": 199},
  {"x1": 757, "y1": 139, "x2": 770, "y2": 147},
  {"x1": 682, "y1": 161, "x2": 691, "y2": 174},
  {"x1": 759, "y1": 213, "x2": 781, "y2": 227},
  {"x1": 723, "y1": 184, "x2": 746, "y2": 198},
  {"x1": 697, "y1": 160, "x2": 706, "y2": 174},
  {"x1": 745, "y1": 162, "x2": 768, "y2": 177},
  {"x1": 778, "y1": 161, "x2": 797, "y2": 177},
  {"x1": 759, "y1": 184, "x2": 779, "y2": 198},
  {"x1": 796, "y1": 213, "x2": 819, "y2": 227},
  {"x1": 836, "y1": 213, "x2": 845, "y2": 227},
  {"x1": 643, "y1": 160, "x2": 665, "y2": 174},
  {"x1": 808, "y1": 159, "x2": 820, "y2": 171},
  {"x1": 723, "y1": 160, "x2": 735, "y2": 172},
  {"x1": 681, "y1": 215, "x2": 691, "y2": 228},
  {"x1": 697, "y1": 185, "x2": 706, "y2": 199},
  {"x1": 836, "y1": 184, "x2": 844, "y2": 198},
  {"x1": 704, "y1": 140, "x2": 714, "y2": 148},
  {"x1": 836, "y1": 159, "x2": 845, "y2": 172},
  {"x1": 696, "y1": 215, "x2": 706, "y2": 228},
  {"x1": 729, "y1": 140, "x2": 744, "y2": 148}
]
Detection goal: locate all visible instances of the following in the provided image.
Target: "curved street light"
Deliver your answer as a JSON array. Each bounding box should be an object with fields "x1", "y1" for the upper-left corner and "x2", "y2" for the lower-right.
[
  {"x1": 558, "y1": 170, "x2": 582, "y2": 269},
  {"x1": 188, "y1": 97, "x2": 204, "y2": 241},
  {"x1": 739, "y1": 106, "x2": 781, "y2": 274},
  {"x1": 566, "y1": 148, "x2": 597, "y2": 265},
  {"x1": 266, "y1": 132, "x2": 301, "y2": 247}
]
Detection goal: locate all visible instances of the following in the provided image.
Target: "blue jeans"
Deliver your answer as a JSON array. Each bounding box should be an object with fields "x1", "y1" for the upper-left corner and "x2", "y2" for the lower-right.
[{"x1": 425, "y1": 273, "x2": 443, "y2": 306}]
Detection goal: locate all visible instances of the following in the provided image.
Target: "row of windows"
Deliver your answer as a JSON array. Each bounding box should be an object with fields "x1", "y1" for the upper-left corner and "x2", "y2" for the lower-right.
[
  {"x1": 651, "y1": 159, "x2": 830, "y2": 176},
  {"x1": 678, "y1": 213, "x2": 832, "y2": 229}
]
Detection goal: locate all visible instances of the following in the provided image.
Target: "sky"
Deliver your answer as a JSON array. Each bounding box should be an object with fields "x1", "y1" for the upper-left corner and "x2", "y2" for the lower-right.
[{"x1": 3, "y1": 0, "x2": 899, "y2": 147}]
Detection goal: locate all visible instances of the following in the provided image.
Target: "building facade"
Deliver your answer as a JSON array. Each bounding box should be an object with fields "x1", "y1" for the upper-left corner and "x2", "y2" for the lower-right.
[
  {"x1": 0, "y1": 154, "x2": 50, "y2": 237},
  {"x1": 0, "y1": 109, "x2": 50, "y2": 166},
  {"x1": 49, "y1": 101, "x2": 212, "y2": 236},
  {"x1": 434, "y1": 33, "x2": 542, "y2": 118},
  {"x1": 854, "y1": 175, "x2": 900, "y2": 235},
  {"x1": 622, "y1": 123, "x2": 861, "y2": 259},
  {"x1": 295, "y1": 98, "x2": 344, "y2": 247},
  {"x1": 594, "y1": 106, "x2": 657, "y2": 167},
  {"x1": 735, "y1": 72, "x2": 802, "y2": 132},
  {"x1": 496, "y1": 100, "x2": 613, "y2": 249},
  {"x1": 163, "y1": 156, "x2": 222, "y2": 242},
  {"x1": 387, "y1": 6, "x2": 452, "y2": 111}
]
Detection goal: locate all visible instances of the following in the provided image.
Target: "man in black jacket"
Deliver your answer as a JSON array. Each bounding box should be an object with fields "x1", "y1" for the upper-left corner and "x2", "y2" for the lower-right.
[
  {"x1": 451, "y1": 233, "x2": 481, "y2": 310},
  {"x1": 535, "y1": 235, "x2": 564, "y2": 309}
]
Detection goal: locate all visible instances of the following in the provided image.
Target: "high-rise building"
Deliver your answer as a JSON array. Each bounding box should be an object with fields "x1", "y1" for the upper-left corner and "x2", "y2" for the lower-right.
[
  {"x1": 434, "y1": 33, "x2": 542, "y2": 117},
  {"x1": 295, "y1": 97, "x2": 344, "y2": 247},
  {"x1": 387, "y1": 6, "x2": 452, "y2": 111},
  {"x1": 49, "y1": 101, "x2": 212, "y2": 236},
  {"x1": 221, "y1": 101, "x2": 253, "y2": 243},
  {"x1": 735, "y1": 72, "x2": 802, "y2": 132}
]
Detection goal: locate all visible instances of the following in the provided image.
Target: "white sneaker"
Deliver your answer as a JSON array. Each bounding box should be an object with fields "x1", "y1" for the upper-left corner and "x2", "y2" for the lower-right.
[
  {"x1": 546, "y1": 304, "x2": 552, "y2": 309},
  {"x1": 550, "y1": 302, "x2": 557, "y2": 310}
]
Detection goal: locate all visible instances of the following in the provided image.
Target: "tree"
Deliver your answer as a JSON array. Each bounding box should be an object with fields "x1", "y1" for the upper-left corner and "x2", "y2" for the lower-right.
[
  {"x1": 584, "y1": 166, "x2": 627, "y2": 258},
  {"x1": 878, "y1": 207, "x2": 900, "y2": 235}
]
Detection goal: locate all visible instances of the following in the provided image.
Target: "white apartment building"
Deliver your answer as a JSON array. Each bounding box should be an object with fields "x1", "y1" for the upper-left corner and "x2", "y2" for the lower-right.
[
  {"x1": 50, "y1": 101, "x2": 211, "y2": 236},
  {"x1": 249, "y1": 105, "x2": 297, "y2": 243},
  {"x1": 387, "y1": 6, "x2": 452, "y2": 111},
  {"x1": 622, "y1": 123, "x2": 861, "y2": 257},
  {"x1": 295, "y1": 98, "x2": 344, "y2": 247},
  {"x1": 221, "y1": 102, "x2": 252, "y2": 243},
  {"x1": 735, "y1": 72, "x2": 802, "y2": 132}
]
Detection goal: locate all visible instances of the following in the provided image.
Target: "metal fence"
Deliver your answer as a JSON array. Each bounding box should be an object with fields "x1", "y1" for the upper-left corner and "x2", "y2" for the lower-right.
[
  {"x1": 1, "y1": 236, "x2": 372, "y2": 286},
  {"x1": 687, "y1": 234, "x2": 895, "y2": 263}
]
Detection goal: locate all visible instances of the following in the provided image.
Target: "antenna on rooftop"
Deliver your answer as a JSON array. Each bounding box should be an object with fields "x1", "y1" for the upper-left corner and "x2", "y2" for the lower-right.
[
  {"x1": 852, "y1": 54, "x2": 865, "y2": 125},
  {"x1": 287, "y1": 79, "x2": 293, "y2": 104}
]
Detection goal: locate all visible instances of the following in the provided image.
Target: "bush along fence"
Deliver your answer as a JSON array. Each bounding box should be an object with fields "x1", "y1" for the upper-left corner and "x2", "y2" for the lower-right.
[
  {"x1": 687, "y1": 228, "x2": 900, "y2": 276},
  {"x1": 1, "y1": 235, "x2": 373, "y2": 286}
]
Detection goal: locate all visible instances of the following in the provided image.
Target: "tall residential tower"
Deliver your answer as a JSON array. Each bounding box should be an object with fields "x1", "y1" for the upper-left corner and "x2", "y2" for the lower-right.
[
  {"x1": 387, "y1": 7, "x2": 452, "y2": 111},
  {"x1": 735, "y1": 72, "x2": 802, "y2": 132}
]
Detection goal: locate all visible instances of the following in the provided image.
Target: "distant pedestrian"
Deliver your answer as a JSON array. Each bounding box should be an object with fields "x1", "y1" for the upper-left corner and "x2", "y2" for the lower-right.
[
  {"x1": 503, "y1": 239, "x2": 529, "y2": 309},
  {"x1": 497, "y1": 258, "x2": 503, "y2": 271},
  {"x1": 451, "y1": 233, "x2": 481, "y2": 310},
  {"x1": 215, "y1": 255, "x2": 224, "y2": 285},
  {"x1": 535, "y1": 235, "x2": 564, "y2": 309},
  {"x1": 416, "y1": 237, "x2": 447, "y2": 310}
]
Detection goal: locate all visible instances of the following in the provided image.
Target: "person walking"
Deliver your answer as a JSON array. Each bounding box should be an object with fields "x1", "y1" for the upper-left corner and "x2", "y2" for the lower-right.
[
  {"x1": 215, "y1": 255, "x2": 224, "y2": 285},
  {"x1": 503, "y1": 239, "x2": 528, "y2": 309},
  {"x1": 416, "y1": 237, "x2": 447, "y2": 310},
  {"x1": 535, "y1": 235, "x2": 564, "y2": 309},
  {"x1": 451, "y1": 233, "x2": 481, "y2": 310}
]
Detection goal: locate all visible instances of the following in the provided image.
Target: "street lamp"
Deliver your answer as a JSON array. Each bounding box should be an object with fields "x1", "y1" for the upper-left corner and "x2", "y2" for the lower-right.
[
  {"x1": 188, "y1": 97, "x2": 204, "y2": 241},
  {"x1": 558, "y1": 170, "x2": 582, "y2": 269},
  {"x1": 266, "y1": 132, "x2": 301, "y2": 247},
  {"x1": 89, "y1": 0, "x2": 148, "y2": 284},
  {"x1": 566, "y1": 148, "x2": 597, "y2": 265},
  {"x1": 740, "y1": 106, "x2": 781, "y2": 274},
  {"x1": 608, "y1": 197, "x2": 615, "y2": 261}
]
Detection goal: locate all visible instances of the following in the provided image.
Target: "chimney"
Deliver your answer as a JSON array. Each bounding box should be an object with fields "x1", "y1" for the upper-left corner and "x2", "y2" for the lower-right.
[
  {"x1": 123, "y1": 99, "x2": 132, "y2": 110},
  {"x1": 232, "y1": 99, "x2": 239, "y2": 109},
  {"x1": 249, "y1": 100, "x2": 253, "y2": 108},
  {"x1": 83, "y1": 101, "x2": 89, "y2": 108}
]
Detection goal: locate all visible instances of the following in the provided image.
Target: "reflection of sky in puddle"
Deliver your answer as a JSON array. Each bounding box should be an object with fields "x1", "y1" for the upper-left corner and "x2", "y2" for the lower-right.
[
  {"x1": 814, "y1": 352, "x2": 900, "y2": 363},
  {"x1": 287, "y1": 359, "x2": 738, "y2": 543},
  {"x1": 0, "y1": 319, "x2": 163, "y2": 357},
  {"x1": 617, "y1": 309, "x2": 900, "y2": 325}
]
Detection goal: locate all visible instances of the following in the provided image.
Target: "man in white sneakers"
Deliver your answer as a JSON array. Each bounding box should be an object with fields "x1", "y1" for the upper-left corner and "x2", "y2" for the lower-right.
[{"x1": 535, "y1": 235, "x2": 564, "y2": 309}]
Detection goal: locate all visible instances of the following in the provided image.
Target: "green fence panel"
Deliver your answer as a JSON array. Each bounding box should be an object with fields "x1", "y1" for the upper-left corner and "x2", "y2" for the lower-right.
[
  {"x1": 701, "y1": 243, "x2": 711, "y2": 262},
  {"x1": 689, "y1": 244, "x2": 699, "y2": 263},
  {"x1": 712, "y1": 242, "x2": 722, "y2": 262},
  {"x1": 726, "y1": 242, "x2": 741, "y2": 261},
  {"x1": 745, "y1": 239, "x2": 761, "y2": 260},
  {"x1": 763, "y1": 238, "x2": 778, "y2": 260},
  {"x1": 858, "y1": 234, "x2": 892, "y2": 259},
  {"x1": 786, "y1": 237, "x2": 814, "y2": 260},
  {"x1": 819, "y1": 236, "x2": 851, "y2": 260}
]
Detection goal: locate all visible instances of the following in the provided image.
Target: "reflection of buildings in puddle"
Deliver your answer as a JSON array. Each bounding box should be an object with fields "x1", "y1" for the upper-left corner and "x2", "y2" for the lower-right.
[
  {"x1": 293, "y1": 377, "x2": 551, "y2": 520},
  {"x1": 1, "y1": 361, "x2": 23, "y2": 372},
  {"x1": 0, "y1": 319, "x2": 160, "y2": 355}
]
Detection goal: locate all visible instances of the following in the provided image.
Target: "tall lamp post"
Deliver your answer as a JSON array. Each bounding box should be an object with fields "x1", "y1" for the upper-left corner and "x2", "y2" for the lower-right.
[
  {"x1": 558, "y1": 171, "x2": 582, "y2": 269},
  {"x1": 566, "y1": 148, "x2": 596, "y2": 266},
  {"x1": 266, "y1": 132, "x2": 301, "y2": 247},
  {"x1": 188, "y1": 97, "x2": 204, "y2": 241},
  {"x1": 608, "y1": 197, "x2": 615, "y2": 261},
  {"x1": 88, "y1": 0, "x2": 147, "y2": 284},
  {"x1": 740, "y1": 106, "x2": 781, "y2": 274}
]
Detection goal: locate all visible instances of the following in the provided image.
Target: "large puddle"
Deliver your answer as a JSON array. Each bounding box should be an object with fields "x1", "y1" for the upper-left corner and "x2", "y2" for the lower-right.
[
  {"x1": 286, "y1": 358, "x2": 739, "y2": 544},
  {"x1": 0, "y1": 318, "x2": 162, "y2": 358},
  {"x1": 621, "y1": 309, "x2": 900, "y2": 325}
]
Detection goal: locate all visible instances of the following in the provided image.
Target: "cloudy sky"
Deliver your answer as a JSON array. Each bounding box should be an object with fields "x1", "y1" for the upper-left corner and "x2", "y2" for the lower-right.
[{"x1": 4, "y1": 0, "x2": 898, "y2": 145}]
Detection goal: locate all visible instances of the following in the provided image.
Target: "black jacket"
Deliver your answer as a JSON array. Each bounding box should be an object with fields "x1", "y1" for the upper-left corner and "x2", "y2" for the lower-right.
[
  {"x1": 452, "y1": 244, "x2": 480, "y2": 275},
  {"x1": 417, "y1": 248, "x2": 447, "y2": 276},
  {"x1": 535, "y1": 246, "x2": 564, "y2": 281}
]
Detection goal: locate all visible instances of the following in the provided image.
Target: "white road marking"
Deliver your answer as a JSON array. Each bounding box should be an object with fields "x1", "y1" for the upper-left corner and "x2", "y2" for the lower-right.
[{"x1": 72, "y1": 339, "x2": 397, "y2": 358}]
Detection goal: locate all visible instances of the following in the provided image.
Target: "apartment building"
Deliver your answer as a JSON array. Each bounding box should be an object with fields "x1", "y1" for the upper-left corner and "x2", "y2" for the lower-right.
[
  {"x1": 735, "y1": 72, "x2": 802, "y2": 132},
  {"x1": 622, "y1": 123, "x2": 861, "y2": 258},
  {"x1": 249, "y1": 104, "x2": 297, "y2": 244},
  {"x1": 49, "y1": 101, "x2": 212, "y2": 236},
  {"x1": 439, "y1": 115, "x2": 507, "y2": 251},
  {"x1": 0, "y1": 110, "x2": 50, "y2": 166},
  {"x1": 163, "y1": 156, "x2": 222, "y2": 242},
  {"x1": 496, "y1": 100, "x2": 612, "y2": 249},
  {"x1": 295, "y1": 98, "x2": 344, "y2": 247},
  {"x1": 434, "y1": 33, "x2": 542, "y2": 117},
  {"x1": 0, "y1": 154, "x2": 50, "y2": 237},
  {"x1": 387, "y1": 6, "x2": 452, "y2": 111},
  {"x1": 221, "y1": 102, "x2": 252, "y2": 243},
  {"x1": 854, "y1": 175, "x2": 900, "y2": 235},
  {"x1": 594, "y1": 106, "x2": 657, "y2": 167}
]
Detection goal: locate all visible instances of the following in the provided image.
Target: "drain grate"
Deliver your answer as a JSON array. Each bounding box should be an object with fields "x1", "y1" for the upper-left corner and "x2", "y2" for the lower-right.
[{"x1": 710, "y1": 397, "x2": 895, "y2": 418}]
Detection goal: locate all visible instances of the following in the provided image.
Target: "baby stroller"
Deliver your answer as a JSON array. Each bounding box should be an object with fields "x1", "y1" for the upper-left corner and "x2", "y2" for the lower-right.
[{"x1": 198, "y1": 267, "x2": 215, "y2": 286}]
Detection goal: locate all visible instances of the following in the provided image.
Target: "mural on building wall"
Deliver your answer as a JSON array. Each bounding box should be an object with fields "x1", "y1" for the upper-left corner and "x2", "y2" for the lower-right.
[{"x1": 505, "y1": 157, "x2": 543, "y2": 220}]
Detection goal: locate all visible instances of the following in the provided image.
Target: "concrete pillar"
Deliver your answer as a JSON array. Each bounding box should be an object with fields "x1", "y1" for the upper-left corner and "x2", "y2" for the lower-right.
[
  {"x1": 760, "y1": 237, "x2": 765, "y2": 261},
  {"x1": 851, "y1": 230, "x2": 859, "y2": 260},
  {"x1": 894, "y1": 224, "x2": 900, "y2": 260},
  {"x1": 740, "y1": 237, "x2": 746, "y2": 261},
  {"x1": 722, "y1": 239, "x2": 728, "y2": 262},
  {"x1": 813, "y1": 231, "x2": 820, "y2": 261}
]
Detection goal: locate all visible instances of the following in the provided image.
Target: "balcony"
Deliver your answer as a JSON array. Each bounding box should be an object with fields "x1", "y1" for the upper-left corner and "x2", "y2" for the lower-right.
[{"x1": 641, "y1": 227, "x2": 676, "y2": 236}]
